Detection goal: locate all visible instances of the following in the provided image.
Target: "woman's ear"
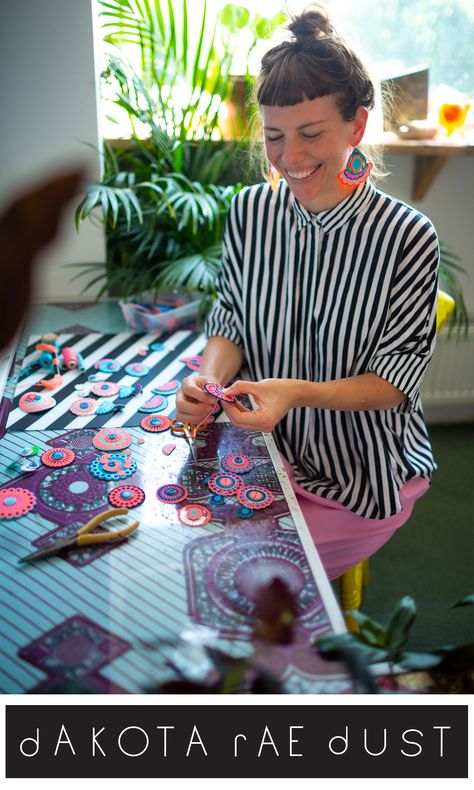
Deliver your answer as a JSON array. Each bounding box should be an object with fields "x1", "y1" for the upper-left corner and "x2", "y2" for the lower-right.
[{"x1": 352, "y1": 106, "x2": 369, "y2": 146}]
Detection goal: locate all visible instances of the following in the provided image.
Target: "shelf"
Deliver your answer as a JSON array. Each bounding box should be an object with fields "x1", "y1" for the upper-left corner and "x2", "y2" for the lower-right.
[{"x1": 377, "y1": 136, "x2": 474, "y2": 200}]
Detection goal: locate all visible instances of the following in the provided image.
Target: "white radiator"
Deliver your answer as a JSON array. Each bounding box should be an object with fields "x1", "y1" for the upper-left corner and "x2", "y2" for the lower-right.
[{"x1": 421, "y1": 324, "x2": 474, "y2": 421}]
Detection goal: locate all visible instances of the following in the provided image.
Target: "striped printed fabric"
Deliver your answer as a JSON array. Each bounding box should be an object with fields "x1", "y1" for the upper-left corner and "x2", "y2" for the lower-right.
[
  {"x1": 7, "y1": 330, "x2": 205, "y2": 432},
  {"x1": 207, "y1": 179, "x2": 439, "y2": 519}
]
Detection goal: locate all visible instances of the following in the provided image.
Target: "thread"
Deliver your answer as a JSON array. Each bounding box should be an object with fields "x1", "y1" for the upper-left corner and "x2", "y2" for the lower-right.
[{"x1": 62, "y1": 346, "x2": 78, "y2": 369}]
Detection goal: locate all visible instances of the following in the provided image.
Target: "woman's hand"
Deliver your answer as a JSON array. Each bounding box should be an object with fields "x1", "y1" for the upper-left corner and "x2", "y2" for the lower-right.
[
  {"x1": 220, "y1": 378, "x2": 300, "y2": 432},
  {"x1": 175, "y1": 375, "x2": 218, "y2": 425}
]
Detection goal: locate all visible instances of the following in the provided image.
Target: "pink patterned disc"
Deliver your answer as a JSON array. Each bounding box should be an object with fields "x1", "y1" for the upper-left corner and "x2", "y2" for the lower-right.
[
  {"x1": 181, "y1": 355, "x2": 202, "y2": 371},
  {"x1": 19, "y1": 392, "x2": 56, "y2": 413},
  {"x1": 237, "y1": 485, "x2": 275, "y2": 510},
  {"x1": 156, "y1": 483, "x2": 188, "y2": 504},
  {"x1": 69, "y1": 398, "x2": 97, "y2": 416},
  {"x1": 91, "y1": 381, "x2": 120, "y2": 397},
  {"x1": 178, "y1": 503, "x2": 211, "y2": 527},
  {"x1": 153, "y1": 379, "x2": 179, "y2": 395},
  {"x1": 203, "y1": 383, "x2": 236, "y2": 403},
  {"x1": 108, "y1": 485, "x2": 145, "y2": 508},
  {"x1": 140, "y1": 414, "x2": 171, "y2": 433},
  {"x1": 221, "y1": 453, "x2": 254, "y2": 474},
  {"x1": 41, "y1": 448, "x2": 76, "y2": 468},
  {"x1": 95, "y1": 359, "x2": 121, "y2": 373},
  {"x1": 93, "y1": 428, "x2": 132, "y2": 451},
  {"x1": 0, "y1": 488, "x2": 36, "y2": 519},
  {"x1": 138, "y1": 394, "x2": 168, "y2": 413},
  {"x1": 207, "y1": 472, "x2": 244, "y2": 496}
]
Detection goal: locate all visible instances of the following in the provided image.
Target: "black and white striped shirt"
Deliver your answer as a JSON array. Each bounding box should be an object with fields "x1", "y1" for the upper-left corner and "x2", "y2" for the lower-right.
[{"x1": 207, "y1": 179, "x2": 439, "y2": 519}]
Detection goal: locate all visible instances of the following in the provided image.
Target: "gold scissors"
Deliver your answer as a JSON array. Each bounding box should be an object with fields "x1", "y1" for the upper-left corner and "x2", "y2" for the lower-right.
[
  {"x1": 170, "y1": 420, "x2": 207, "y2": 463},
  {"x1": 19, "y1": 507, "x2": 139, "y2": 563}
]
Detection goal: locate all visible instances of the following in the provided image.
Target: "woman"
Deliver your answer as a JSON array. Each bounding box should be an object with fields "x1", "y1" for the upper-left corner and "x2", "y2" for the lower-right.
[{"x1": 175, "y1": 6, "x2": 439, "y2": 581}]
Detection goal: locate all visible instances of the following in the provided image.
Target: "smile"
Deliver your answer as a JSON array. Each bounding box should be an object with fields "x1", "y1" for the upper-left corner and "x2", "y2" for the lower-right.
[{"x1": 285, "y1": 164, "x2": 322, "y2": 180}]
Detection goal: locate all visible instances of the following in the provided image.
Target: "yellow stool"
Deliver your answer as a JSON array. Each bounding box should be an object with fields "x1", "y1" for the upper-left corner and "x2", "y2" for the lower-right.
[{"x1": 339, "y1": 289, "x2": 455, "y2": 631}]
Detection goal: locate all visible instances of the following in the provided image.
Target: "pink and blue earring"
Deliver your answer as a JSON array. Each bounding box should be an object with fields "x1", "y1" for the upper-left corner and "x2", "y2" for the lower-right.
[
  {"x1": 337, "y1": 147, "x2": 373, "y2": 186},
  {"x1": 269, "y1": 164, "x2": 281, "y2": 191}
]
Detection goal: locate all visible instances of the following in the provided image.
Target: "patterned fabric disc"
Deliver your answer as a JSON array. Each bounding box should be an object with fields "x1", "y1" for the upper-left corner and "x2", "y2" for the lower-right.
[
  {"x1": 220, "y1": 453, "x2": 254, "y2": 474},
  {"x1": 0, "y1": 488, "x2": 36, "y2": 519},
  {"x1": 69, "y1": 398, "x2": 97, "y2": 416},
  {"x1": 140, "y1": 414, "x2": 171, "y2": 433},
  {"x1": 93, "y1": 428, "x2": 132, "y2": 451},
  {"x1": 156, "y1": 483, "x2": 188, "y2": 504},
  {"x1": 138, "y1": 394, "x2": 168, "y2": 413},
  {"x1": 95, "y1": 359, "x2": 122, "y2": 373},
  {"x1": 125, "y1": 362, "x2": 149, "y2": 377},
  {"x1": 91, "y1": 381, "x2": 120, "y2": 397},
  {"x1": 89, "y1": 452, "x2": 137, "y2": 481},
  {"x1": 237, "y1": 485, "x2": 275, "y2": 510},
  {"x1": 19, "y1": 392, "x2": 56, "y2": 413},
  {"x1": 108, "y1": 485, "x2": 145, "y2": 508},
  {"x1": 41, "y1": 448, "x2": 76, "y2": 468},
  {"x1": 178, "y1": 503, "x2": 211, "y2": 527},
  {"x1": 152, "y1": 379, "x2": 179, "y2": 395},
  {"x1": 203, "y1": 383, "x2": 236, "y2": 403},
  {"x1": 207, "y1": 472, "x2": 244, "y2": 496}
]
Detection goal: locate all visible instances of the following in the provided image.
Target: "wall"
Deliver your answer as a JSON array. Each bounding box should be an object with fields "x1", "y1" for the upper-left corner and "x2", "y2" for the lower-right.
[
  {"x1": 0, "y1": 0, "x2": 105, "y2": 302},
  {"x1": 383, "y1": 154, "x2": 474, "y2": 316}
]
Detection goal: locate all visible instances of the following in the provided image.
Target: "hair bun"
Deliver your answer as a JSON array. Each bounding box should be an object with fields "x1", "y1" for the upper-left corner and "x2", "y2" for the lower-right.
[{"x1": 288, "y1": 7, "x2": 334, "y2": 41}]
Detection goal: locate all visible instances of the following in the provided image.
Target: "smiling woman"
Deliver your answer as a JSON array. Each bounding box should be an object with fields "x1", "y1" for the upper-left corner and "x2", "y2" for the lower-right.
[{"x1": 175, "y1": 4, "x2": 440, "y2": 582}]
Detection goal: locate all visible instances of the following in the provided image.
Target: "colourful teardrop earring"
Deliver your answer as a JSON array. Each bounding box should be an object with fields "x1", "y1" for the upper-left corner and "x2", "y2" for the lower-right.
[
  {"x1": 269, "y1": 164, "x2": 281, "y2": 191},
  {"x1": 337, "y1": 147, "x2": 373, "y2": 186}
]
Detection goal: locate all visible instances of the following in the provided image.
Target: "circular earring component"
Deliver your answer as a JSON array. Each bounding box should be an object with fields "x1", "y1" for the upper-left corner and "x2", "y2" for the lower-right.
[
  {"x1": 0, "y1": 488, "x2": 37, "y2": 519},
  {"x1": 203, "y1": 383, "x2": 236, "y2": 403},
  {"x1": 138, "y1": 394, "x2": 168, "y2": 413},
  {"x1": 19, "y1": 392, "x2": 56, "y2": 413},
  {"x1": 207, "y1": 472, "x2": 244, "y2": 497},
  {"x1": 152, "y1": 379, "x2": 179, "y2": 395},
  {"x1": 41, "y1": 448, "x2": 76, "y2": 468},
  {"x1": 108, "y1": 485, "x2": 145, "y2": 508},
  {"x1": 220, "y1": 453, "x2": 254, "y2": 474},
  {"x1": 91, "y1": 381, "x2": 120, "y2": 398},
  {"x1": 237, "y1": 485, "x2": 275, "y2": 510},
  {"x1": 156, "y1": 483, "x2": 188, "y2": 504},
  {"x1": 140, "y1": 414, "x2": 171, "y2": 433},
  {"x1": 95, "y1": 359, "x2": 122, "y2": 373},
  {"x1": 177, "y1": 503, "x2": 211, "y2": 527},
  {"x1": 69, "y1": 398, "x2": 98, "y2": 416},
  {"x1": 89, "y1": 452, "x2": 137, "y2": 481},
  {"x1": 125, "y1": 362, "x2": 149, "y2": 378},
  {"x1": 93, "y1": 428, "x2": 133, "y2": 451}
]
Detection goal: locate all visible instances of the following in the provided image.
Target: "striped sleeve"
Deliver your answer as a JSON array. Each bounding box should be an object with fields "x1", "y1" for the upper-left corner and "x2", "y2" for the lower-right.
[
  {"x1": 368, "y1": 214, "x2": 439, "y2": 412},
  {"x1": 206, "y1": 193, "x2": 244, "y2": 347}
]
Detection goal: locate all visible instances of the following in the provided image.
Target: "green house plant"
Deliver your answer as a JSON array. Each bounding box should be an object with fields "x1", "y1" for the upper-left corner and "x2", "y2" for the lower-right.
[{"x1": 72, "y1": 0, "x2": 245, "y2": 324}]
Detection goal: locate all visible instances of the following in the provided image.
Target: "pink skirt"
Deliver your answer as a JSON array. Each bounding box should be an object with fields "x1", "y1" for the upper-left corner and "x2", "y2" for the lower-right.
[{"x1": 281, "y1": 457, "x2": 430, "y2": 581}]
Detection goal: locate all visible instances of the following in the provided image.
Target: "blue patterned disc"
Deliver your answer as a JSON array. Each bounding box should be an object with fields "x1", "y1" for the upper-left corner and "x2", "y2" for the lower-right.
[
  {"x1": 89, "y1": 452, "x2": 137, "y2": 481},
  {"x1": 156, "y1": 483, "x2": 188, "y2": 504},
  {"x1": 125, "y1": 363, "x2": 149, "y2": 377}
]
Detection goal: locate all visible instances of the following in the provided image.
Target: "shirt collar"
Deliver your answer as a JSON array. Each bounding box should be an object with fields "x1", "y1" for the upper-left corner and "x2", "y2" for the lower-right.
[{"x1": 290, "y1": 180, "x2": 376, "y2": 233}]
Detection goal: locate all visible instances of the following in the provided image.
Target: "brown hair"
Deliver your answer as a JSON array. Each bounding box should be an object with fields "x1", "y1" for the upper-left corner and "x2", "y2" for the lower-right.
[{"x1": 255, "y1": 5, "x2": 375, "y2": 122}]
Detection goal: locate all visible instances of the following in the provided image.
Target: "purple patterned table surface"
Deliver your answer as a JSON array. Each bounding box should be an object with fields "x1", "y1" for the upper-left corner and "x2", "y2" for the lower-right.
[{"x1": 0, "y1": 310, "x2": 350, "y2": 694}]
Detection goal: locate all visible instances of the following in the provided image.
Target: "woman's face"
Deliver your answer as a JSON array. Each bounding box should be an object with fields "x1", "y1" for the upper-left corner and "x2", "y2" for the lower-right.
[{"x1": 261, "y1": 94, "x2": 368, "y2": 212}]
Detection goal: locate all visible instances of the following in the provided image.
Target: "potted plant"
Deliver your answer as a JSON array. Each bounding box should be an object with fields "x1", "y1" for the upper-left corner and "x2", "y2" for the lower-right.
[{"x1": 72, "y1": 0, "x2": 245, "y2": 329}]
